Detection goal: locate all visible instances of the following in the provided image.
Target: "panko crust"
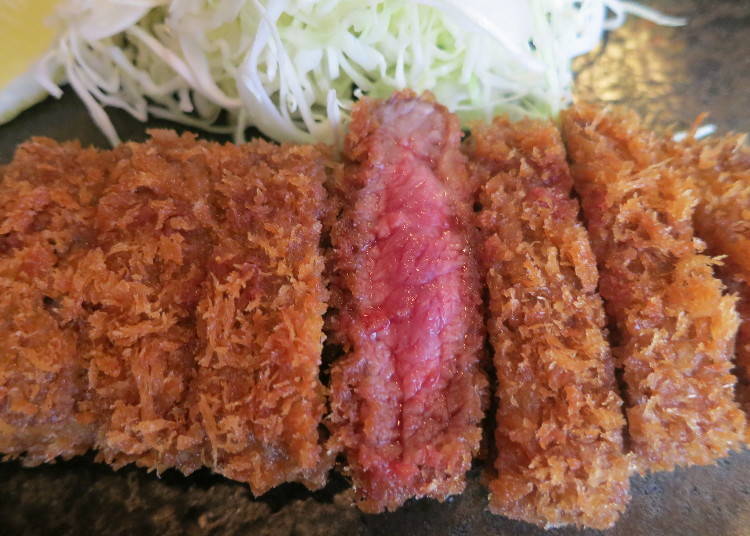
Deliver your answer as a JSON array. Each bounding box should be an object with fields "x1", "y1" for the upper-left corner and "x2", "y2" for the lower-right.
[
  {"x1": 562, "y1": 104, "x2": 746, "y2": 473},
  {"x1": 67, "y1": 131, "x2": 216, "y2": 474},
  {"x1": 0, "y1": 132, "x2": 331, "y2": 494},
  {"x1": 327, "y1": 91, "x2": 488, "y2": 512},
  {"x1": 0, "y1": 138, "x2": 115, "y2": 465},
  {"x1": 667, "y1": 132, "x2": 750, "y2": 442},
  {"x1": 467, "y1": 117, "x2": 630, "y2": 529},
  {"x1": 190, "y1": 135, "x2": 332, "y2": 494}
]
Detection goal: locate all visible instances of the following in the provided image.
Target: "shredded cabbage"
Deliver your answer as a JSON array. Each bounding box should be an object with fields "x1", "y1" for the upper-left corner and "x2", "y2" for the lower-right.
[{"x1": 36, "y1": 0, "x2": 684, "y2": 145}]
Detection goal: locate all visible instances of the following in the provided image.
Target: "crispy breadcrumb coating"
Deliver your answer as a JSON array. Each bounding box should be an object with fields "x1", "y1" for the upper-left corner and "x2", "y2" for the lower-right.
[
  {"x1": 667, "y1": 132, "x2": 750, "y2": 442},
  {"x1": 66, "y1": 132, "x2": 214, "y2": 473},
  {"x1": 190, "y1": 135, "x2": 332, "y2": 494},
  {"x1": 0, "y1": 132, "x2": 331, "y2": 494},
  {"x1": 0, "y1": 138, "x2": 114, "y2": 465},
  {"x1": 562, "y1": 104, "x2": 746, "y2": 473},
  {"x1": 467, "y1": 117, "x2": 630, "y2": 529},
  {"x1": 328, "y1": 92, "x2": 487, "y2": 512}
]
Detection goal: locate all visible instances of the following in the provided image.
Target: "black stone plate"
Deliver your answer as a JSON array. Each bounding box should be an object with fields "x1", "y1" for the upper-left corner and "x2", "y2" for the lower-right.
[{"x1": 2, "y1": 1, "x2": 749, "y2": 534}]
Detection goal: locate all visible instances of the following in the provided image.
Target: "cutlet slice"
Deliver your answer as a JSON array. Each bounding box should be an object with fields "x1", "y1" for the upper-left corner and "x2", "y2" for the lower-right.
[
  {"x1": 667, "y1": 132, "x2": 750, "y2": 441},
  {"x1": 467, "y1": 117, "x2": 630, "y2": 529},
  {"x1": 65, "y1": 131, "x2": 218, "y2": 473},
  {"x1": 192, "y1": 137, "x2": 331, "y2": 494},
  {"x1": 327, "y1": 92, "x2": 488, "y2": 512},
  {"x1": 0, "y1": 131, "x2": 332, "y2": 494},
  {"x1": 65, "y1": 131, "x2": 331, "y2": 491},
  {"x1": 562, "y1": 104, "x2": 746, "y2": 473},
  {"x1": 0, "y1": 138, "x2": 114, "y2": 464}
]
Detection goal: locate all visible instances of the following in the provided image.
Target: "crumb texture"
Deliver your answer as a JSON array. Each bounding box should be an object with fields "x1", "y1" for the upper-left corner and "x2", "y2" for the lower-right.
[
  {"x1": 668, "y1": 132, "x2": 750, "y2": 442},
  {"x1": 562, "y1": 104, "x2": 746, "y2": 473},
  {"x1": 0, "y1": 133, "x2": 331, "y2": 494},
  {"x1": 0, "y1": 138, "x2": 113, "y2": 464},
  {"x1": 468, "y1": 117, "x2": 630, "y2": 529},
  {"x1": 189, "y1": 135, "x2": 331, "y2": 493}
]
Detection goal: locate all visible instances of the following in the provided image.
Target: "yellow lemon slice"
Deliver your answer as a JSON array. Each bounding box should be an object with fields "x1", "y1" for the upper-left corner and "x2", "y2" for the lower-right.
[{"x1": 0, "y1": 0, "x2": 60, "y2": 124}]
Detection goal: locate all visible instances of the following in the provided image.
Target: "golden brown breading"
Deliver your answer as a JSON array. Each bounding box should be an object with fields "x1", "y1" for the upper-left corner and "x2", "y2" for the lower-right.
[
  {"x1": 667, "y1": 132, "x2": 750, "y2": 442},
  {"x1": 467, "y1": 117, "x2": 630, "y2": 529},
  {"x1": 62, "y1": 131, "x2": 221, "y2": 473},
  {"x1": 562, "y1": 104, "x2": 746, "y2": 473},
  {"x1": 191, "y1": 136, "x2": 332, "y2": 494},
  {"x1": 0, "y1": 132, "x2": 332, "y2": 494},
  {"x1": 0, "y1": 138, "x2": 115, "y2": 464}
]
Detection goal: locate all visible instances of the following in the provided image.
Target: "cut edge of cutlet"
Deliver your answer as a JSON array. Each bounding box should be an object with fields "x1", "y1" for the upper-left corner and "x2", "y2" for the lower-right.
[
  {"x1": 562, "y1": 102, "x2": 747, "y2": 475},
  {"x1": 326, "y1": 91, "x2": 488, "y2": 512}
]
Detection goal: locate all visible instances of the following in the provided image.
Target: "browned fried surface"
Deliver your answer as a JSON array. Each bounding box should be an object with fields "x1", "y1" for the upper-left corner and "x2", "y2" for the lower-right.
[
  {"x1": 0, "y1": 138, "x2": 114, "y2": 464},
  {"x1": 467, "y1": 117, "x2": 630, "y2": 529},
  {"x1": 66, "y1": 132, "x2": 214, "y2": 473},
  {"x1": 327, "y1": 92, "x2": 487, "y2": 512},
  {"x1": 667, "y1": 133, "x2": 750, "y2": 441},
  {"x1": 0, "y1": 132, "x2": 331, "y2": 494},
  {"x1": 562, "y1": 103, "x2": 746, "y2": 473},
  {"x1": 191, "y1": 136, "x2": 331, "y2": 494}
]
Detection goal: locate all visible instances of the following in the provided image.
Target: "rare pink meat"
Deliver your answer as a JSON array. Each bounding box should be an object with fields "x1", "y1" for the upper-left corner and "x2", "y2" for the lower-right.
[{"x1": 328, "y1": 91, "x2": 487, "y2": 512}]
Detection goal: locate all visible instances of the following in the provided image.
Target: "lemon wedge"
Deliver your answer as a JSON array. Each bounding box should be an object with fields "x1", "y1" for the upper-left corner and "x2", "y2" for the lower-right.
[{"x1": 0, "y1": 0, "x2": 60, "y2": 124}]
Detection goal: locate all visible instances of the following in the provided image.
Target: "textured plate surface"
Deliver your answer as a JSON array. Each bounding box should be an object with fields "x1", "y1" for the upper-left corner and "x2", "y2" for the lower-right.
[{"x1": 1, "y1": 1, "x2": 750, "y2": 535}]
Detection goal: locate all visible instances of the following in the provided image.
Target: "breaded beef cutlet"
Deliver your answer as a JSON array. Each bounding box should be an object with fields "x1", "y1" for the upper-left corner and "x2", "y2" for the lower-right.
[
  {"x1": 69, "y1": 131, "x2": 215, "y2": 474},
  {"x1": 0, "y1": 132, "x2": 332, "y2": 494},
  {"x1": 467, "y1": 117, "x2": 630, "y2": 529},
  {"x1": 327, "y1": 92, "x2": 488, "y2": 512},
  {"x1": 667, "y1": 131, "x2": 750, "y2": 441},
  {"x1": 190, "y1": 135, "x2": 331, "y2": 494},
  {"x1": 562, "y1": 104, "x2": 746, "y2": 473},
  {"x1": 0, "y1": 138, "x2": 115, "y2": 464}
]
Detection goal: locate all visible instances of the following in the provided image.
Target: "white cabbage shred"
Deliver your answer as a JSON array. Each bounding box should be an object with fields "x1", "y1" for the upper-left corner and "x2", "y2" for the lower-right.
[{"x1": 35, "y1": 0, "x2": 684, "y2": 145}]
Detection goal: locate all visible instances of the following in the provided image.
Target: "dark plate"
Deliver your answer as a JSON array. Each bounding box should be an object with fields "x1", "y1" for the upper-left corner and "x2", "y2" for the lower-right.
[{"x1": 2, "y1": 1, "x2": 750, "y2": 535}]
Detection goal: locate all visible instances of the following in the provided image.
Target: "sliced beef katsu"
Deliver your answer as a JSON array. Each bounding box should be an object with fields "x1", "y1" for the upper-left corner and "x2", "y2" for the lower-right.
[
  {"x1": 666, "y1": 132, "x2": 750, "y2": 441},
  {"x1": 74, "y1": 131, "x2": 331, "y2": 490},
  {"x1": 562, "y1": 104, "x2": 746, "y2": 473},
  {"x1": 0, "y1": 131, "x2": 332, "y2": 494},
  {"x1": 328, "y1": 92, "x2": 487, "y2": 512},
  {"x1": 0, "y1": 138, "x2": 114, "y2": 464},
  {"x1": 66, "y1": 131, "x2": 218, "y2": 473},
  {"x1": 467, "y1": 117, "x2": 630, "y2": 529},
  {"x1": 192, "y1": 138, "x2": 331, "y2": 494}
]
